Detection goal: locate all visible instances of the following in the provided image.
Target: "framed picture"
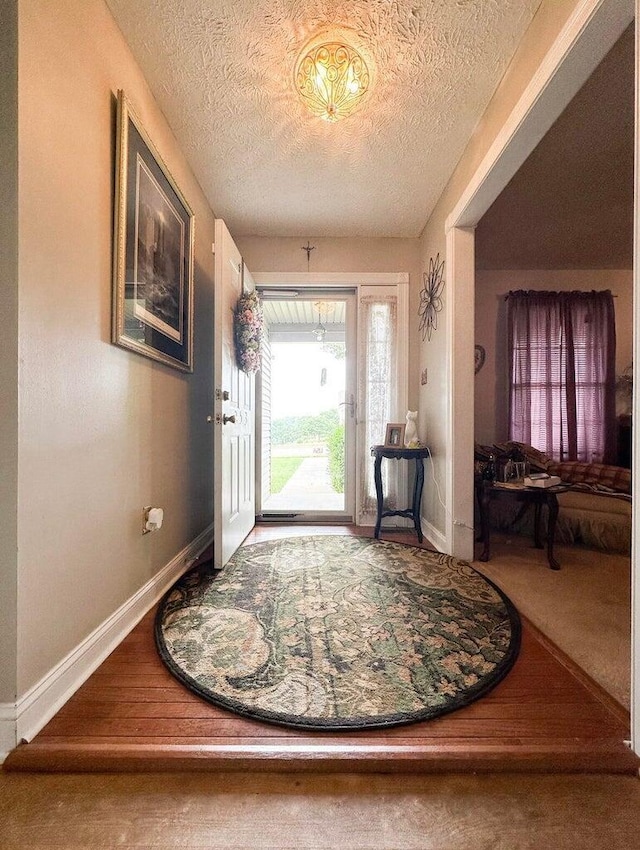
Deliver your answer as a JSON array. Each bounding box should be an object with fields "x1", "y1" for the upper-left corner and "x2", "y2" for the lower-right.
[
  {"x1": 112, "y1": 90, "x2": 195, "y2": 372},
  {"x1": 384, "y1": 423, "x2": 406, "y2": 448}
]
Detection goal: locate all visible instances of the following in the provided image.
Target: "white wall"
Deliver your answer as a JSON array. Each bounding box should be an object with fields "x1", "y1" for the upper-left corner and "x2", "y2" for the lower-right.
[
  {"x1": 0, "y1": 0, "x2": 18, "y2": 706},
  {"x1": 475, "y1": 269, "x2": 633, "y2": 444},
  {"x1": 13, "y1": 0, "x2": 216, "y2": 698},
  {"x1": 237, "y1": 236, "x2": 422, "y2": 410}
]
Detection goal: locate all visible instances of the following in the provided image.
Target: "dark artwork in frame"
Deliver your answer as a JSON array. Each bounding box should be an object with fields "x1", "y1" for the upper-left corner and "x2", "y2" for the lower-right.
[{"x1": 112, "y1": 90, "x2": 195, "y2": 372}]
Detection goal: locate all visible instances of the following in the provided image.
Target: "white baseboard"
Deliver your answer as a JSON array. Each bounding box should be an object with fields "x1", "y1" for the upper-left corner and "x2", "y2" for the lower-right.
[
  {"x1": 1, "y1": 523, "x2": 213, "y2": 764},
  {"x1": 421, "y1": 514, "x2": 447, "y2": 553}
]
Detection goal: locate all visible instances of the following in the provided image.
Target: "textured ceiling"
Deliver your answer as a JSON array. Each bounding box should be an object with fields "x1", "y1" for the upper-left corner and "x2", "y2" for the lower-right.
[
  {"x1": 476, "y1": 24, "x2": 634, "y2": 270},
  {"x1": 106, "y1": 0, "x2": 542, "y2": 238}
]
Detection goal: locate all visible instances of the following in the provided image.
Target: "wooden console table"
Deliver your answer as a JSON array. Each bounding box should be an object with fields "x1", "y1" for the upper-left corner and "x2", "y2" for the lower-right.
[
  {"x1": 371, "y1": 445, "x2": 430, "y2": 542},
  {"x1": 476, "y1": 479, "x2": 570, "y2": 570}
]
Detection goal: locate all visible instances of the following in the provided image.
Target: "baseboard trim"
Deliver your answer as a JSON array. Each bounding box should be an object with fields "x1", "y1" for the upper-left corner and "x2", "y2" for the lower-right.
[
  {"x1": 421, "y1": 515, "x2": 447, "y2": 552},
  {"x1": 1, "y1": 524, "x2": 213, "y2": 764}
]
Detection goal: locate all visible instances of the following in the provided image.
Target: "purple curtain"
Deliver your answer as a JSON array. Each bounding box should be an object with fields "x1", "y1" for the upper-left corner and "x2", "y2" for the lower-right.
[{"x1": 507, "y1": 290, "x2": 616, "y2": 463}]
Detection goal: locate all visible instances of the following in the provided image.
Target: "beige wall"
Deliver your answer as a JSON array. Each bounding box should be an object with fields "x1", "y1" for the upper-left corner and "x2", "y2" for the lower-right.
[
  {"x1": 417, "y1": 0, "x2": 595, "y2": 538},
  {"x1": 474, "y1": 269, "x2": 633, "y2": 445},
  {"x1": 14, "y1": 0, "x2": 216, "y2": 696},
  {"x1": 0, "y1": 0, "x2": 19, "y2": 704},
  {"x1": 237, "y1": 236, "x2": 422, "y2": 409}
]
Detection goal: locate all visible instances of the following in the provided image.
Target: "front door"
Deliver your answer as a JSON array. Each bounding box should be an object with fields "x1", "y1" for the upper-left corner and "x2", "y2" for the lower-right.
[{"x1": 213, "y1": 219, "x2": 255, "y2": 568}]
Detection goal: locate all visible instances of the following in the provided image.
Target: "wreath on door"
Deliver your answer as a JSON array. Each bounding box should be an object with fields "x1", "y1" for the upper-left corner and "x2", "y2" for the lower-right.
[{"x1": 234, "y1": 290, "x2": 264, "y2": 374}]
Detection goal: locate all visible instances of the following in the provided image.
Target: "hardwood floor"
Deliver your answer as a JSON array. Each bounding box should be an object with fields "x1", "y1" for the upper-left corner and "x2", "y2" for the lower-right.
[{"x1": 4, "y1": 525, "x2": 637, "y2": 774}]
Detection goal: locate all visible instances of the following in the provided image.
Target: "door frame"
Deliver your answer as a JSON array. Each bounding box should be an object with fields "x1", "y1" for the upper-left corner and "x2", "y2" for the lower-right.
[
  {"x1": 256, "y1": 287, "x2": 358, "y2": 521},
  {"x1": 254, "y1": 273, "x2": 409, "y2": 526},
  {"x1": 442, "y1": 0, "x2": 636, "y2": 747}
]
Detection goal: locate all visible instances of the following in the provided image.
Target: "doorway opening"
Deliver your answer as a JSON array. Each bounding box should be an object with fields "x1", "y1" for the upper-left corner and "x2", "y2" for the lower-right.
[
  {"x1": 258, "y1": 290, "x2": 356, "y2": 521},
  {"x1": 443, "y1": 3, "x2": 635, "y2": 745}
]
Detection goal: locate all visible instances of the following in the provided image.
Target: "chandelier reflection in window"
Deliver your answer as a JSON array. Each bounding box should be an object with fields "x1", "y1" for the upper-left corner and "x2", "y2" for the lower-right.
[
  {"x1": 312, "y1": 311, "x2": 326, "y2": 341},
  {"x1": 311, "y1": 301, "x2": 335, "y2": 342}
]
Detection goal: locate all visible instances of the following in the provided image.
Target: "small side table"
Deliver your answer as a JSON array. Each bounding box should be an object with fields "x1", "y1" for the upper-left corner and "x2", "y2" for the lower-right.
[
  {"x1": 371, "y1": 445, "x2": 430, "y2": 542},
  {"x1": 476, "y1": 480, "x2": 571, "y2": 570}
]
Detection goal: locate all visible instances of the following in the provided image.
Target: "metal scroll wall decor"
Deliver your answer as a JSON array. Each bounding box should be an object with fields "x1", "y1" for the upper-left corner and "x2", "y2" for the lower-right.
[{"x1": 419, "y1": 254, "x2": 445, "y2": 342}]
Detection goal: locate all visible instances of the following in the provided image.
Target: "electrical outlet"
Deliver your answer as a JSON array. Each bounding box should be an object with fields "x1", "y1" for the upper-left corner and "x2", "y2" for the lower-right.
[{"x1": 142, "y1": 506, "x2": 152, "y2": 535}]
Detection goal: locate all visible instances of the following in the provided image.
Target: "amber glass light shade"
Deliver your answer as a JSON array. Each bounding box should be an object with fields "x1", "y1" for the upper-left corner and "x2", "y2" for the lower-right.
[{"x1": 295, "y1": 41, "x2": 370, "y2": 122}]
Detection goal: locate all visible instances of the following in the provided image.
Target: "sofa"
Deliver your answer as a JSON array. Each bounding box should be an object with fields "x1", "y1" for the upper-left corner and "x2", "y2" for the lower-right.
[{"x1": 475, "y1": 441, "x2": 632, "y2": 554}]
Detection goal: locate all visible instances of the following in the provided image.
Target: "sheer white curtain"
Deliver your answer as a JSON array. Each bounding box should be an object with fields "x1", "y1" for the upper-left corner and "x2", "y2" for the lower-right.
[{"x1": 358, "y1": 295, "x2": 398, "y2": 520}]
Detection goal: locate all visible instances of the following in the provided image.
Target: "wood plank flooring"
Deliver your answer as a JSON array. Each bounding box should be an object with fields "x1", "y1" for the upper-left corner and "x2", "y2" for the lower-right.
[{"x1": 4, "y1": 525, "x2": 637, "y2": 774}]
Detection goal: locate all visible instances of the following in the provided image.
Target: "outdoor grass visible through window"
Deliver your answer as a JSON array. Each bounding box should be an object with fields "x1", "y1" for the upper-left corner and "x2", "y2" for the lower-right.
[
  {"x1": 261, "y1": 322, "x2": 347, "y2": 512},
  {"x1": 270, "y1": 456, "x2": 304, "y2": 494}
]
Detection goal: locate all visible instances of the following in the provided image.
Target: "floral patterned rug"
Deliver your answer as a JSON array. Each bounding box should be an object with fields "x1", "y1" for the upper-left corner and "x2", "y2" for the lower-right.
[{"x1": 155, "y1": 536, "x2": 521, "y2": 730}]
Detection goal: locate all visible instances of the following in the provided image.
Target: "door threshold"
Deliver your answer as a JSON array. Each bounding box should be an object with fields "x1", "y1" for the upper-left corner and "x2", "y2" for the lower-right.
[{"x1": 257, "y1": 514, "x2": 353, "y2": 524}]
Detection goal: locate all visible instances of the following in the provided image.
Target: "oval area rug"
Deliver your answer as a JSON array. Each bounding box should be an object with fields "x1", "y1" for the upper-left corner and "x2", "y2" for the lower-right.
[{"x1": 155, "y1": 536, "x2": 521, "y2": 730}]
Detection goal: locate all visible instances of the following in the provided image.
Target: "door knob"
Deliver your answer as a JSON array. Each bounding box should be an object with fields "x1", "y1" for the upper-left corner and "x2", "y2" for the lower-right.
[{"x1": 222, "y1": 414, "x2": 236, "y2": 425}]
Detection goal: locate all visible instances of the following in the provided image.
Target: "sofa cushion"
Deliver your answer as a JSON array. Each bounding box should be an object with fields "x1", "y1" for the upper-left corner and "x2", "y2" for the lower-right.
[
  {"x1": 558, "y1": 490, "x2": 631, "y2": 516},
  {"x1": 548, "y1": 461, "x2": 631, "y2": 495}
]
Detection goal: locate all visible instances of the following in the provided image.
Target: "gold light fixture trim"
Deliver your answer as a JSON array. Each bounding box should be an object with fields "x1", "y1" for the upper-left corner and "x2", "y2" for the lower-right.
[{"x1": 295, "y1": 40, "x2": 370, "y2": 122}]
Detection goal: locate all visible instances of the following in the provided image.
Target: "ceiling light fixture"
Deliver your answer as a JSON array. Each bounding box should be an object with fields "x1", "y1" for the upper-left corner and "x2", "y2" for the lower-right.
[{"x1": 295, "y1": 40, "x2": 370, "y2": 122}]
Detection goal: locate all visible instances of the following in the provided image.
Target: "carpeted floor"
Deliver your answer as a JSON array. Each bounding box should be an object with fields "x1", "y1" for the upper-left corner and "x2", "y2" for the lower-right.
[
  {"x1": 475, "y1": 532, "x2": 630, "y2": 708},
  {"x1": 156, "y1": 535, "x2": 521, "y2": 729}
]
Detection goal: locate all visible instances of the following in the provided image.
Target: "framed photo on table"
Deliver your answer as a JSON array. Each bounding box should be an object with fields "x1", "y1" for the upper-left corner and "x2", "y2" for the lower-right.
[
  {"x1": 112, "y1": 90, "x2": 195, "y2": 372},
  {"x1": 384, "y1": 423, "x2": 406, "y2": 448}
]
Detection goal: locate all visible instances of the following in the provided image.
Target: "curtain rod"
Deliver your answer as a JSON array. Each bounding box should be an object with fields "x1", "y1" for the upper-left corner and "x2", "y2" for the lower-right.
[{"x1": 504, "y1": 290, "x2": 617, "y2": 300}]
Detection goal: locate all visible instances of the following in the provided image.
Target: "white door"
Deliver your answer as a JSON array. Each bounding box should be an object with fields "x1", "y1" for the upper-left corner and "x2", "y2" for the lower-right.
[{"x1": 213, "y1": 219, "x2": 255, "y2": 568}]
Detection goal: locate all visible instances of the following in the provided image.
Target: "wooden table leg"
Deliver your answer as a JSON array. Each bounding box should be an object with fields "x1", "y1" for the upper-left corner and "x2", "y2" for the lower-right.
[
  {"x1": 546, "y1": 494, "x2": 561, "y2": 570},
  {"x1": 373, "y1": 454, "x2": 384, "y2": 540},
  {"x1": 479, "y1": 485, "x2": 491, "y2": 562},
  {"x1": 533, "y1": 501, "x2": 544, "y2": 548},
  {"x1": 475, "y1": 484, "x2": 485, "y2": 543},
  {"x1": 412, "y1": 458, "x2": 424, "y2": 543}
]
